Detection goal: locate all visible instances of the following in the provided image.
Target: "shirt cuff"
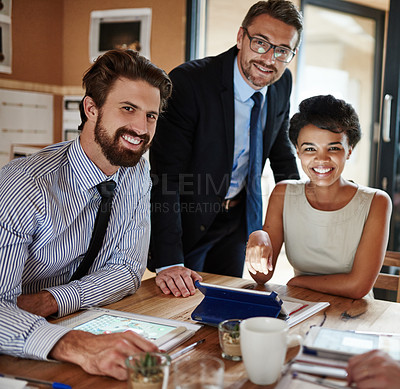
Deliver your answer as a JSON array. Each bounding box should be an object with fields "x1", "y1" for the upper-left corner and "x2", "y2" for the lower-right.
[
  {"x1": 24, "y1": 322, "x2": 71, "y2": 360},
  {"x1": 156, "y1": 263, "x2": 184, "y2": 274},
  {"x1": 45, "y1": 283, "x2": 81, "y2": 318}
]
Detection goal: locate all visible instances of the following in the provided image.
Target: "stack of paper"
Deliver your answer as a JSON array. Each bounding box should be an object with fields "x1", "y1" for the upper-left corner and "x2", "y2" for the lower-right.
[
  {"x1": 281, "y1": 296, "x2": 330, "y2": 328},
  {"x1": 0, "y1": 377, "x2": 27, "y2": 389},
  {"x1": 292, "y1": 352, "x2": 348, "y2": 377}
]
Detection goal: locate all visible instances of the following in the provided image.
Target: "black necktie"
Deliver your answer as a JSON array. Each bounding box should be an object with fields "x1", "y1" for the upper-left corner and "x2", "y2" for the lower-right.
[
  {"x1": 70, "y1": 180, "x2": 116, "y2": 281},
  {"x1": 246, "y1": 92, "x2": 263, "y2": 235}
]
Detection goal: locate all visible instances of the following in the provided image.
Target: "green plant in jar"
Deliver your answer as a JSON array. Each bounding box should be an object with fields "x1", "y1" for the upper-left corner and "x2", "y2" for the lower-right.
[
  {"x1": 219, "y1": 319, "x2": 242, "y2": 361},
  {"x1": 127, "y1": 352, "x2": 170, "y2": 389}
]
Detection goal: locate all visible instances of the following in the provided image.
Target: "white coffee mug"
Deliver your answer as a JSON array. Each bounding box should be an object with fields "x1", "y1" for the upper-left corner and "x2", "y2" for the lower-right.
[{"x1": 240, "y1": 317, "x2": 302, "y2": 385}]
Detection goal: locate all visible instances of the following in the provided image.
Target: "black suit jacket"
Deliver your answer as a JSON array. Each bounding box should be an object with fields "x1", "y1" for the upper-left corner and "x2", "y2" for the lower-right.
[{"x1": 149, "y1": 46, "x2": 299, "y2": 270}]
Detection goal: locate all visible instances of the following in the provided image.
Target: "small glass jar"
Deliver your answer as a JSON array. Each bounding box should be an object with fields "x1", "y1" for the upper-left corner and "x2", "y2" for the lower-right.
[
  {"x1": 126, "y1": 352, "x2": 171, "y2": 389},
  {"x1": 218, "y1": 319, "x2": 242, "y2": 361}
]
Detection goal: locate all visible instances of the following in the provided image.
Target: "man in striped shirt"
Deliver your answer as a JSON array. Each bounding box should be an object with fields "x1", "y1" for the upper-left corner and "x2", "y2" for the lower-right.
[{"x1": 0, "y1": 50, "x2": 171, "y2": 380}]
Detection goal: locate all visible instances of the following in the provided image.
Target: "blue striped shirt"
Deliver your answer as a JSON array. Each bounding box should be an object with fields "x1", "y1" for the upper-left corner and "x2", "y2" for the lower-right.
[{"x1": 0, "y1": 137, "x2": 151, "y2": 359}]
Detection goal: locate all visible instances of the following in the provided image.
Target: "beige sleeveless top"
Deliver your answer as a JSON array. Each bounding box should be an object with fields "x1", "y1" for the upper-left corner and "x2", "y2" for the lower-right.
[{"x1": 283, "y1": 181, "x2": 376, "y2": 279}]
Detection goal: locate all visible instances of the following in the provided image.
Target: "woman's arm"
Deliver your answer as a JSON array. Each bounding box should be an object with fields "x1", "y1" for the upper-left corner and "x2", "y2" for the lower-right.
[
  {"x1": 245, "y1": 182, "x2": 286, "y2": 284},
  {"x1": 287, "y1": 190, "x2": 392, "y2": 299}
]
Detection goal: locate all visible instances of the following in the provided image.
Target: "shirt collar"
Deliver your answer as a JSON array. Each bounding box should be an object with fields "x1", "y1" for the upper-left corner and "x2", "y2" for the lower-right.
[
  {"x1": 234, "y1": 55, "x2": 268, "y2": 103},
  {"x1": 68, "y1": 136, "x2": 120, "y2": 192}
]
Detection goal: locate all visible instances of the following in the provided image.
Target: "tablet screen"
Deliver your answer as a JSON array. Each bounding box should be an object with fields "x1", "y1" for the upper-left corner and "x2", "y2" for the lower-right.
[
  {"x1": 309, "y1": 328, "x2": 400, "y2": 360},
  {"x1": 312, "y1": 328, "x2": 379, "y2": 355},
  {"x1": 73, "y1": 314, "x2": 176, "y2": 340}
]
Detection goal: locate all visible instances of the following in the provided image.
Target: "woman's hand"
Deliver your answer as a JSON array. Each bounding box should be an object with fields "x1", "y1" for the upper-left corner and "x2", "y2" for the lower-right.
[{"x1": 245, "y1": 230, "x2": 274, "y2": 276}]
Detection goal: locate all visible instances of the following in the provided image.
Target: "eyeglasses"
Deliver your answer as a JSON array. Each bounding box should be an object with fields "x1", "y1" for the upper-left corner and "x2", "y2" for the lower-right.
[{"x1": 242, "y1": 27, "x2": 296, "y2": 63}]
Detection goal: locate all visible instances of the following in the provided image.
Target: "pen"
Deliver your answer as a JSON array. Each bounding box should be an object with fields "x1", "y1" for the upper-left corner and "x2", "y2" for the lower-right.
[
  {"x1": 169, "y1": 338, "x2": 205, "y2": 360},
  {"x1": 352, "y1": 330, "x2": 398, "y2": 336},
  {"x1": 292, "y1": 372, "x2": 351, "y2": 389},
  {"x1": 0, "y1": 373, "x2": 71, "y2": 389},
  {"x1": 291, "y1": 362, "x2": 348, "y2": 379}
]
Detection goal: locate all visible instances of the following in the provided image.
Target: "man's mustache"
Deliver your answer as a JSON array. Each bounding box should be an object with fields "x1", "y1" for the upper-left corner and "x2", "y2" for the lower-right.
[
  {"x1": 251, "y1": 60, "x2": 277, "y2": 73},
  {"x1": 116, "y1": 127, "x2": 150, "y2": 143}
]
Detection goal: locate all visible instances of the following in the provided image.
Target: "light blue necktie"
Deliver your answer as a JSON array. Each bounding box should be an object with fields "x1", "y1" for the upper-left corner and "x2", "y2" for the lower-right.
[{"x1": 246, "y1": 92, "x2": 263, "y2": 235}]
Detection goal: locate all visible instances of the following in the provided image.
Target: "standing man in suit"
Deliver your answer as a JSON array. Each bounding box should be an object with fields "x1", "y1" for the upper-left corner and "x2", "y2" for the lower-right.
[{"x1": 149, "y1": 0, "x2": 303, "y2": 297}]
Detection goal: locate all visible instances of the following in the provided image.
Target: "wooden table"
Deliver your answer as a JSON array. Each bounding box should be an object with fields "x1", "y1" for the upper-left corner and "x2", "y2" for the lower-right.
[{"x1": 1, "y1": 273, "x2": 400, "y2": 388}]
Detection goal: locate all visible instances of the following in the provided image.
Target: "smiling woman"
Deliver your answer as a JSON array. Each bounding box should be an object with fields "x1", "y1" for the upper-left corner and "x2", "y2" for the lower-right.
[
  {"x1": 295, "y1": 125, "x2": 352, "y2": 199},
  {"x1": 245, "y1": 94, "x2": 392, "y2": 300}
]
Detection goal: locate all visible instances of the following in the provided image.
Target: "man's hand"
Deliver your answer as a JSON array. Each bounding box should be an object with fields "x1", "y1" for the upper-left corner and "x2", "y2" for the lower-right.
[
  {"x1": 155, "y1": 266, "x2": 203, "y2": 297},
  {"x1": 17, "y1": 290, "x2": 58, "y2": 317},
  {"x1": 346, "y1": 350, "x2": 400, "y2": 389},
  {"x1": 50, "y1": 330, "x2": 158, "y2": 380}
]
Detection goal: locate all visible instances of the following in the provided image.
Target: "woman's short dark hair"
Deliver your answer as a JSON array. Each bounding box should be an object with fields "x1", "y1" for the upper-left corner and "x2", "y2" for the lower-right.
[
  {"x1": 289, "y1": 95, "x2": 362, "y2": 148},
  {"x1": 242, "y1": 0, "x2": 303, "y2": 48},
  {"x1": 78, "y1": 49, "x2": 172, "y2": 131}
]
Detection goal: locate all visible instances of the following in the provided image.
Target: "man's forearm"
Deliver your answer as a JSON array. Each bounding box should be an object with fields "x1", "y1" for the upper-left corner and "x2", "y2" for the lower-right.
[{"x1": 17, "y1": 290, "x2": 58, "y2": 317}]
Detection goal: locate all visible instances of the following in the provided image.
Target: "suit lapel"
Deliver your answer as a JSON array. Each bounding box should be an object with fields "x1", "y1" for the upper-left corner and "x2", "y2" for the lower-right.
[
  {"x1": 263, "y1": 83, "x2": 277, "y2": 161},
  {"x1": 220, "y1": 47, "x2": 237, "y2": 173}
]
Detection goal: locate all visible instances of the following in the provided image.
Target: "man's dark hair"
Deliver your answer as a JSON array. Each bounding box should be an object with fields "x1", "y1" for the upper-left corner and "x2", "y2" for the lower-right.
[
  {"x1": 242, "y1": 0, "x2": 303, "y2": 48},
  {"x1": 78, "y1": 49, "x2": 172, "y2": 131},
  {"x1": 289, "y1": 95, "x2": 362, "y2": 148}
]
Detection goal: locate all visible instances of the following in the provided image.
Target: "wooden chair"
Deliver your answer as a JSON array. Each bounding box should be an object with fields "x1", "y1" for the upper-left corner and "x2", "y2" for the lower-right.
[{"x1": 374, "y1": 251, "x2": 400, "y2": 302}]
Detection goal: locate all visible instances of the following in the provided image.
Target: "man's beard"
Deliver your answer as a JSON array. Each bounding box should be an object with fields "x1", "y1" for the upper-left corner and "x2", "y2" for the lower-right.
[
  {"x1": 241, "y1": 59, "x2": 279, "y2": 88},
  {"x1": 94, "y1": 117, "x2": 151, "y2": 168}
]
